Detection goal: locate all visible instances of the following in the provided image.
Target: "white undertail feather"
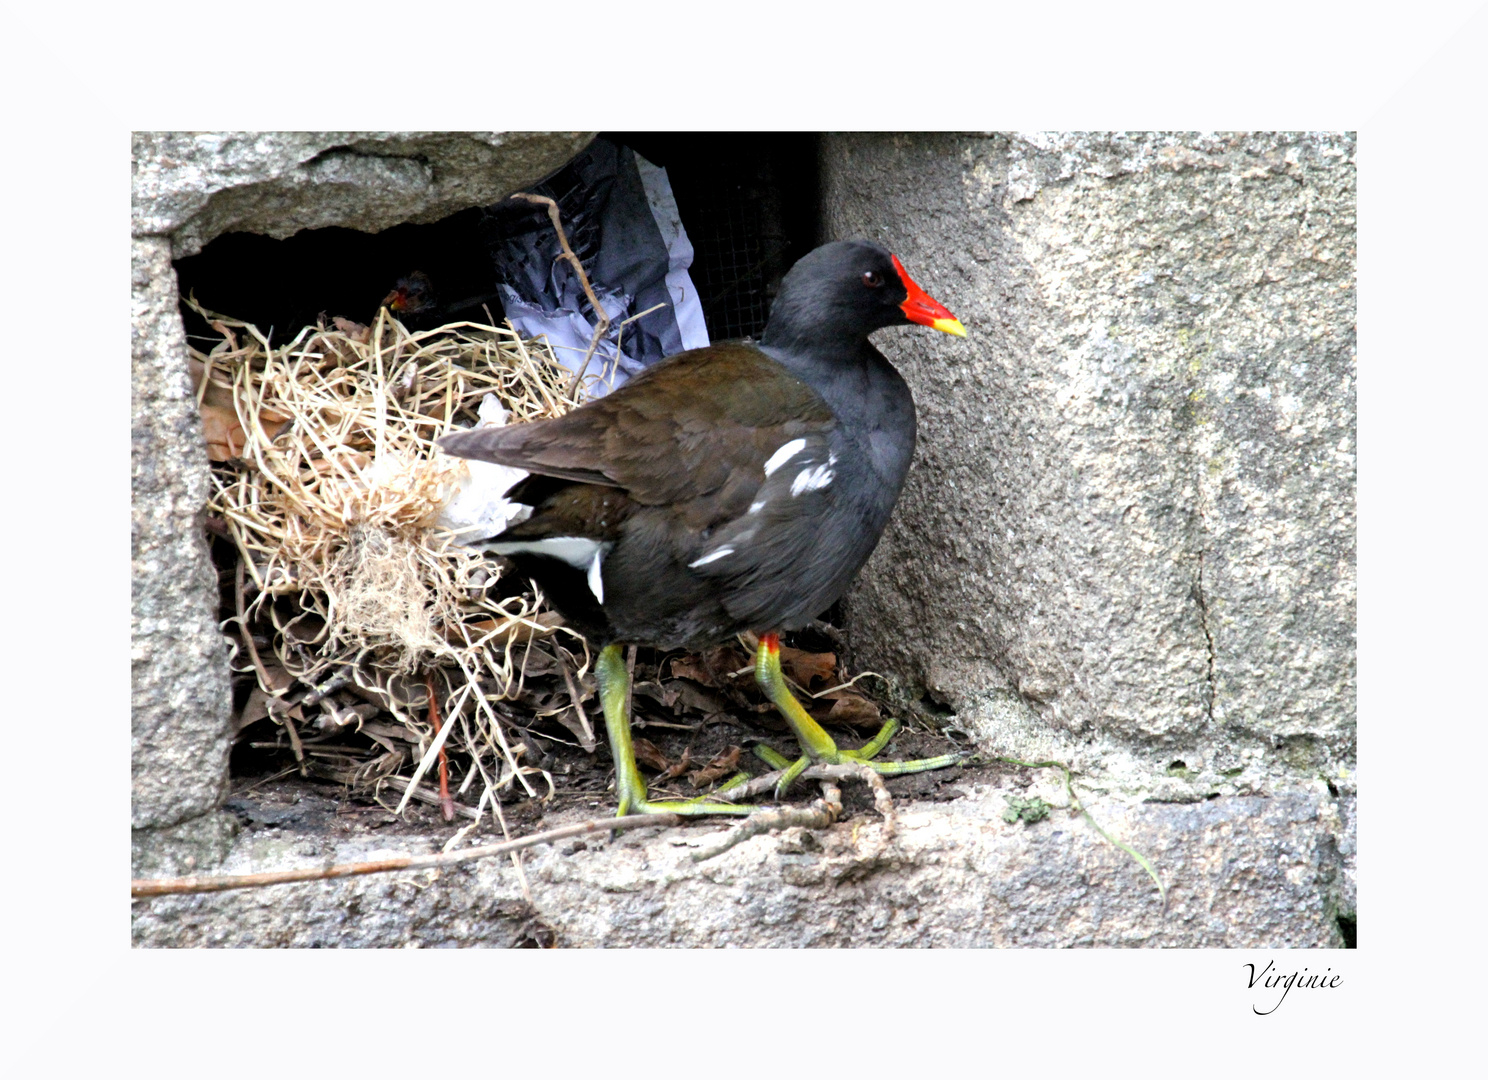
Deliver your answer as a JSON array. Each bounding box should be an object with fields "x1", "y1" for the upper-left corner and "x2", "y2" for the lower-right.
[
  {"x1": 487, "y1": 536, "x2": 609, "y2": 604},
  {"x1": 586, "y1": 548, "x2": 605, "y2": 603}
]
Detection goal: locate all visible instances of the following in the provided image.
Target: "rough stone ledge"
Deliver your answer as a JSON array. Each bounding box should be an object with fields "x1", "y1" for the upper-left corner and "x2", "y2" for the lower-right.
[
  {"x1": 132, "y1": 131, "x2": 596, "y2": 256},
  {"x1": 131, "y1": 784, "x2": 1352, "y2": 948}
]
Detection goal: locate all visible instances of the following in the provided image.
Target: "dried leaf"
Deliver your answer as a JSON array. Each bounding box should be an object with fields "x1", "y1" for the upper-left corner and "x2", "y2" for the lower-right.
[
  {"x1": 199, "y1": 402, "x2": 291, "y2": 461},
  {"x1": 444, "y1": 611, "x2": 563, "y2": 648},
  {"x1": 632, "y1": 737, "x2": 673, "y2": 773},
  {"x1": 552, "y1": 707, "x2": 598, "y2": 753},
  {"x1": 189, "y1": 357, "x2": 237, "y2": 411},
  {"x1": 309, "y1": 452, "x2": 372, "y2": 475},
  {"x1": 689, "y1": 745, "x2": 743, "y2": 787},
  {"x1": 667, "y1": 679, "x2": 731, "y2": 717},
  {"x1": 780, "y1": 646, "x2": 837, "y2": 690},
  {"x1": 633, "y1": 681, "x2": 680, "y2": 709},
  {"x1": 236, "y1": 687, "x2": 273, "y2": 732},
  {"x1": 670, "y1": 645, "x2": 751, "y2": 688},
  {"x1": 360, "y1": 721, "x2": 421, "y2": 744},
  {"x1": 257, "y1": 663, "x2": 296, "y2": 694},
  {"x1": 815, "y1": 690, "x2": 882, "y2": 729},
  {"x1": 200, "y1": 403, "x2": 247, "y2": 461},
  {"x1": 667, "y1": 655, "x2": 714, "y2": 683}
]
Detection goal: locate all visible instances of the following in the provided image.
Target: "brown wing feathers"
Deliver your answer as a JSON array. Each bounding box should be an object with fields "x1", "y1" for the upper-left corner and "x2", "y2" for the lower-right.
[{"x1": 437, "y1": 344, "x2": 834, "y2": 513}]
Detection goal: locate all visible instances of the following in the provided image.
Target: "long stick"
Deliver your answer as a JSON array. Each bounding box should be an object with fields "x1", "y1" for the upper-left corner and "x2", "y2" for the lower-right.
[
  {"x1": 508, "y1": 192, "x2": 611, "y2": 396},
  {"x1": 131, "y1": 813, "x2": 682, "y2": 898}
]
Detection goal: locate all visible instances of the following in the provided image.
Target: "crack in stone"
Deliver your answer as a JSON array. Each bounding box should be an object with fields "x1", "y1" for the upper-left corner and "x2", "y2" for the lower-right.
[{"x1": 1191, "y1": 550, "x2": 1217, "y2": 726}]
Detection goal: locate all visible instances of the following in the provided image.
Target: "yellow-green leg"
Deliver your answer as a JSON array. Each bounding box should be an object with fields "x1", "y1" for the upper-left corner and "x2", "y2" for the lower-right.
[
  {"x1": 597, "y1": 643, "x2": 752, "y2": 818},
  {"x1": 754, "y1": 632, "x2": 964, "y2": 799}
]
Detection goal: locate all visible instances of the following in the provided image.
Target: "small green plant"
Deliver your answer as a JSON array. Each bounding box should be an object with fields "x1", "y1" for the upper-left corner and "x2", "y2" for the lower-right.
[
  {"x1": 1003, "y1": 794, "x2": 1052, "y2": 825},
  {"x1": 996, "y1": 756, "x2": 1167, "y2": 911}
]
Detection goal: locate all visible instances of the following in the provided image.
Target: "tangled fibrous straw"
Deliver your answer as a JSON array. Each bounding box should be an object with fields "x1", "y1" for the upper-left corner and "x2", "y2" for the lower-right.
[{"x1": 191, "y1": 298, "x2": 591, "y2": 800}]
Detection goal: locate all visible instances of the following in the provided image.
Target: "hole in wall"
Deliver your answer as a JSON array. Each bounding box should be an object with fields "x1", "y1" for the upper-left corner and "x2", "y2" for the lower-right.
[
  {"x1": 173, "y1": 133, "x2": 821, "y2": 349},
  {"x1": 1336, "y1": 913, "x2": 1356, "y2": 948},
  {"x1": 179, "y1": 134, "x2": 824, "y2": 786}
]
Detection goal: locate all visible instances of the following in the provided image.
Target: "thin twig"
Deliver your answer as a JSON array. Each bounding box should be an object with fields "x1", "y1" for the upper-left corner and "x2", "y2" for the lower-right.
[
  {"x1": 706, "y1": 761, "x2": 888, "y2": 803},
  {"x1": 231, "y1": 558, "x2": 280, "y2": 702},
  {"x1": 302, "y1": 667, "x2": 352, "y2": 706},
  {"x1": 308, "y1": 763, "x2": 480, "y2": 821},
  {"x1": 599, "y1": 301, "x2": 668, "y2": 390},
  {"x1": 689, "y1": 802, "x2": 838, "y2": 862},
  {"x1": 280, "y1": 710, "x2": 307, "y2": 777},
  {"x1": 460, "y1": 710, "x2": 533, "y2": 903},
  {"x1": 131, "y1": 813, "x2": 683, "y2": 897},
  {"x1": 556, "y1": 647, "x2": 596, "y2": 752},
  {"x1": 690, "y1": 763, "x2": 894, "y2": 863},
  {"x1": 508, "y1": 192, "x2": 611, "y2": 396}
]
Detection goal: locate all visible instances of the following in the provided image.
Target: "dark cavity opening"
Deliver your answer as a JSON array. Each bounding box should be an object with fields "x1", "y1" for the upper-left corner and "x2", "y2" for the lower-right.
[
  {"x1": 173, "y1": 133, "x2": 821, "y2": 350},
  {"x1": 608, "y1": 132, "x2": 821, "y2": 341},
  {"x1": 1336, "y1": 913, "x2": 1356, "y2": 948},
  {"x1": 180, "y1": 133, "x2": 823, "y2": 785}
]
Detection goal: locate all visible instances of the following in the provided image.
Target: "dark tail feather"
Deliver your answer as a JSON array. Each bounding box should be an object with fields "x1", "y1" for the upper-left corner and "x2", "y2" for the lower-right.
[{"x1": 437, "y1": 426, "x2": 527, "y2": 466}]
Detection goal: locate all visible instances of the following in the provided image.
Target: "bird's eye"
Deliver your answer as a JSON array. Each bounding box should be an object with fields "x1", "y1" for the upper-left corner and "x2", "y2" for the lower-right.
[{"x1": 862, "y1": 271, "x2": 884, "y2": 288}]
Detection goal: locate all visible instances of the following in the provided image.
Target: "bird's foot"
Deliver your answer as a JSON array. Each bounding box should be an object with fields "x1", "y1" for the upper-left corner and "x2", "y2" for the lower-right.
[
  {"x1": 753, "y1": 716, "x2": 965, "y2": 799},
  {"x1": 753, "y1": 635, "x2": 965, "y2": 799},
  {"x1": 614, "y1": 791, "x2": 755, "y2": 817},
  {"x1": 614, "y1": 767, "x2": 755, "y2": 817},
  {"x1": 598, "y1": 643, "x2": 757, "y2": 819}
]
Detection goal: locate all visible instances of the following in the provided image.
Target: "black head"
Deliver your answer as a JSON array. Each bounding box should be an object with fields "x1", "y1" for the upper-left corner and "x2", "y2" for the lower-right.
[{"x1": 759, "y1": 240, "x2": 964, "y2": 350}]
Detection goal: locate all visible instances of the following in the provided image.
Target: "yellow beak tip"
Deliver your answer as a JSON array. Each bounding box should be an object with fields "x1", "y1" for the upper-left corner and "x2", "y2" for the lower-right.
[{"x1": 933, "y1": 317, "x2": 967, "y2": 338}]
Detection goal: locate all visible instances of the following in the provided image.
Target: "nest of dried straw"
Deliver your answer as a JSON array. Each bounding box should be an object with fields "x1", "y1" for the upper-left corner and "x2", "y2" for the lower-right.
[{"x1": 192, "y1": 299, "x2": 600, "y2": 814}]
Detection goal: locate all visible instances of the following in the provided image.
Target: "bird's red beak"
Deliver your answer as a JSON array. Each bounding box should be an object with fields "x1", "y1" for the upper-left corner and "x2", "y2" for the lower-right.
[
  {"x1": 382, "y1": 288, "x2": 407, "y2": 312},
  {"x1": 893, "y1": 254, "x2": 966, "y2": 337}
]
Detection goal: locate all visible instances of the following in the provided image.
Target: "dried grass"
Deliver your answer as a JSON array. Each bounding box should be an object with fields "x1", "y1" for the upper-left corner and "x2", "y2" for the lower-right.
[{"x1": 191, "y1": 299, "x2": 593, "y2": 812}]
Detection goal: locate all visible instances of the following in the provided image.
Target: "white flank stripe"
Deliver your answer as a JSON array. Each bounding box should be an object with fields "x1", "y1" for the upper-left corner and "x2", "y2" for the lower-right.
[
  {"x1": 748, "y1": 499, "x2": 767, "y2": 514},
  {"x1": 763, "y1": 438, "x2": 806, "y2": 477},
  {"x1": 688, "y1": 546, "x2": 734, "y2": 568},
  {"x1": 790, "y1": 463, "x2": 835, "y2": 496}
]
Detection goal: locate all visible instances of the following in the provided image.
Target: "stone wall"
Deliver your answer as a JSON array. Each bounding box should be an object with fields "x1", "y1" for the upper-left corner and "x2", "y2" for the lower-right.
[
  {"x1": 823, "y1": 133, "x2": 1355, "y2": 808},
  {"x1": 130, "y1": 132, "x2": 1354, "y2": 945},
  {"x1": 130, "y1": 132, "x2": 594, "y2": 870}
]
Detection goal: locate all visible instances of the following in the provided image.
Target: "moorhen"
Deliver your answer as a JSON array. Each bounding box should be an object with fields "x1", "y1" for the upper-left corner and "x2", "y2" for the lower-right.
[
  {"x1": 439, "y1": 239, "x2": 966, "y2": 816},
  {"x1": 382, "y1": 271, "x2": 503, "y2": 330}
]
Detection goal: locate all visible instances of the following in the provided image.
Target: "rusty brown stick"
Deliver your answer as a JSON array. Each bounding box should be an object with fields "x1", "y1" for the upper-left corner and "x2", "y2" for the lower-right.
[
  {"x1": 427, "y1": 673, "x2": 454, "y2": 821},
  {"x1": 131, "y1": 813, "x2": 683, "y2": 897}
]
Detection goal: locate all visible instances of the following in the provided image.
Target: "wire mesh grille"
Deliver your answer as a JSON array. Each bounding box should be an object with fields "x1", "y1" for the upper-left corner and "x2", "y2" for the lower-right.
[{"x1": 688, "y1": 195, "x2": 772, "y2": 341}]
